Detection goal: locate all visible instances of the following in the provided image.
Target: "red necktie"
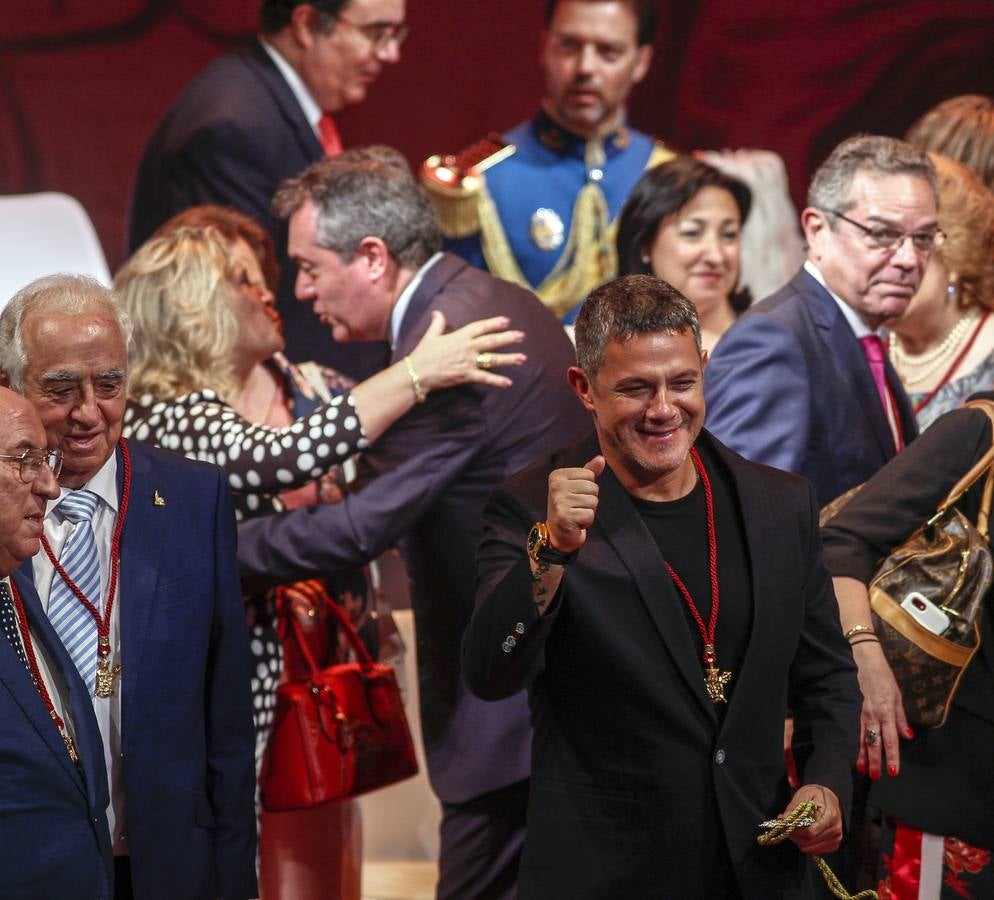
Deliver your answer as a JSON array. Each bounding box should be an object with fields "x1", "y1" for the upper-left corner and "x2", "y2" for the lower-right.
[
  {"x1": 318, "y1": 113, "x2": 342, "y2": 157},
  {"x1": 859, "y1": 334, "x2": 904, "y2": 451}
]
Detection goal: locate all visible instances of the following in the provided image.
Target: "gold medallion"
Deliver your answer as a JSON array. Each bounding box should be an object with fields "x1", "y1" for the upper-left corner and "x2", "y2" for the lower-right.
[
  {"x1": 95, "y1": 658, "x2": 122, "y2": 698},
  {"x1": 529, "y1": 208, "x2": 565, "y2": 251},
  {"x1": 704, "y1": 661, "x2": 733, "y2": 703},
  {"x1": 63, "y1": 731, "x2": 80, "y2": 764}
]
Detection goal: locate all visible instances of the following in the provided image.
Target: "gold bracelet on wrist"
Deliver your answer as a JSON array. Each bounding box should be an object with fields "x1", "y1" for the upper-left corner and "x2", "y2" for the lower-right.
[
  {"x1": 404, "y1": 356, "x2": 427, "y2": 403},
  {"x1": 845, "y1": 624, "x2": 875, "y2": 641}
]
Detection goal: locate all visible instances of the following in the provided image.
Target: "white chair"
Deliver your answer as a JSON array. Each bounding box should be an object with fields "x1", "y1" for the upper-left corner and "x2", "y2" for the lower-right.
[{"x1": 0, "y1": 192, "x2": 111, "y2": 309}]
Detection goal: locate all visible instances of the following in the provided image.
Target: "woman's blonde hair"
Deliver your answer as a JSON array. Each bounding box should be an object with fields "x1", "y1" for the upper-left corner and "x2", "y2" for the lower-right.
[
  {"x1": 114, "y1": 226, "x2": 240, "y2": 400},
  {"x1": 930, "y1": 152, "x2": 994, "y2": 311}
]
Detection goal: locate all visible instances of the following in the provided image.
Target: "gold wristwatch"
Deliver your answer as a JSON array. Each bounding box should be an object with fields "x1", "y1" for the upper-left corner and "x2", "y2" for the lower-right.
[{"x1": 526, "y1": 521, "x2": 575, "y2": 566}]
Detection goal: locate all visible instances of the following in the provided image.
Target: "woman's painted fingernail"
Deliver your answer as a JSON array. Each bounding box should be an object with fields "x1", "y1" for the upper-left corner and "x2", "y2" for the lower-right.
[
  {"x1": 904, "y1": 727, "x2": 915, "y2": 739},
  {"x1": 870, "y1": 768, "x2": 880, "y2": 780},
  {"x1": 887, "y1": 764, "x2": 898, "y2": 777},
  {"x1": 855, "y1": 759, "x2": 866, "y2": 775}
]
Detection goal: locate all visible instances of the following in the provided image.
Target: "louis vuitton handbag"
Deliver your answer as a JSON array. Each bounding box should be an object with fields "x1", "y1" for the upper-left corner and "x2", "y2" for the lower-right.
[
  {"x1": 259, "y1": 589, "x2": 418, "y2": 811},
  {"x1": 829, "y1": 399, "x2": 994, "y2": 728}
]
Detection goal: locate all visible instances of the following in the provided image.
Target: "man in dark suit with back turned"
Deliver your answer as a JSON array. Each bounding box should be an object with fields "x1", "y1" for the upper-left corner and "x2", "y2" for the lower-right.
[
  {"x1": 463, "y1": 276, "x2": 860, "y2": 899},
  {"x1": 235, "y1": 148, "x2": 590, "y2": 899},
  {"x1": 127, "y1": 0, "x2": 407, "y2": 370},
  {"x1": 704, "y1": 135, "x2": 938, "y2": 507},
  {"x1": 0, "y1": 386, "x2": 113, "y2": 900},
  {"x1": 0, "y1": 276, "x2": 257, "y2": 900}
]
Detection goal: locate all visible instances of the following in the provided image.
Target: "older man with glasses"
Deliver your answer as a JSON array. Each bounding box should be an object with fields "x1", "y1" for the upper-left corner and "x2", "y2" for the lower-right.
[
  {"x1": 704, "y1": 134, "x2": 939, "y2": 508},
  {"x1": 704, "y1": 133, "x2": 941, "y2": 893},
  {"x1": 0, "y1": 386, "x2": 116, "y2": 900},
  {"x1": 128, "y1": 0, "x2": 407, "y2": 372}
]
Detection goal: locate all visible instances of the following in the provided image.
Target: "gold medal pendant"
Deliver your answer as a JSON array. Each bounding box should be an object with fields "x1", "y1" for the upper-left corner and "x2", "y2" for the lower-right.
[
  {"x1": 703, "y1": 644, "x2": 732, "y2": 704},
  {"x1": 95, "y1": 657, "x2": 122, "y2": 698},
  {"x1": 63, "y1": 731, "x2": 80, "y2": 764}
]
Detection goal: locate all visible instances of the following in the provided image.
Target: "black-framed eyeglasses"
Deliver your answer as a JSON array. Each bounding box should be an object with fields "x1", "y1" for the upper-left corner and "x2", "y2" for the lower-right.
[
  {"x1": 826, "y1": 209, "x2": 945, "y2": 254},
  {"x1": 336, "y1": 15, "x2": 410, "y2": 51},
  {"x1": 0, "y1": 448, "x2": 63, "y2": 483}
]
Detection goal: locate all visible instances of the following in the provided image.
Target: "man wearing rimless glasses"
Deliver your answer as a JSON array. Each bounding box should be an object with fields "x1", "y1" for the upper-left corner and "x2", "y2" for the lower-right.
[{"x1": 128, "y1": 0, "x2": 408, "y2": 372}]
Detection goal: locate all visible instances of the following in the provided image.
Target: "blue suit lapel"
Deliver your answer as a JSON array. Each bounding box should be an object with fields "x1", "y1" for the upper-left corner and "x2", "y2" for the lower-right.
[
  {"x1": 594, "y1": 466, "x2": 719, "y2": 724},
  {"x1": 117, "y1": 442, "x2": 160, "y2": 723},
  {"x1": 804, "y1": 274, "x2": 897, "y2": 457},
  {"x1": 5, "y1": 570, "x2": 90, "y2": 795}
]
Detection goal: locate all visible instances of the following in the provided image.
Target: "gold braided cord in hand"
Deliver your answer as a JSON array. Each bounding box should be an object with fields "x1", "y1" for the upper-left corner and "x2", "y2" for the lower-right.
[{"x1": 757, "y1": 801, "x2": 878, "y2": 900}]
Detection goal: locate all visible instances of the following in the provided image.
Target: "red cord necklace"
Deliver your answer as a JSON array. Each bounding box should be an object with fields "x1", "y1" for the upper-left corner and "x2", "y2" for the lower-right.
[
  {"x1": 8, "y1": 579, "x2": 80, "y2": 764},
  {"x1": 663, "y1": 447, "x2": 732, "y2": 703},
  {"x1": 40, "y1": 438, "x2": 132, "y2": 698}
]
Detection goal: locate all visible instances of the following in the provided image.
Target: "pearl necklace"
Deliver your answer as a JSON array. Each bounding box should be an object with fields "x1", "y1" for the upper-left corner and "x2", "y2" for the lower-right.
[{"x1": 888, "y1": 308, "x2": 980, "y2": 385}]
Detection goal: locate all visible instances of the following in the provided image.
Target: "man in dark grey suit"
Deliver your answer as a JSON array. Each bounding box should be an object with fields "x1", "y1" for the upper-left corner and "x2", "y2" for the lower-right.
[
  {"x1": 236, "y1": 149, "x2": 590, "y2": 899},
  {"x1": 704, "y1": 135, "x2": 937, "y2": 507},
  {"x1": 127, "y1": 0, "x2": 407, "y2": 370}
]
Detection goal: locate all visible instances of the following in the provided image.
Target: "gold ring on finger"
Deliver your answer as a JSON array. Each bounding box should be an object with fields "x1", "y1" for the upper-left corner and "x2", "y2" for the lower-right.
[{"x1": 476, "y1": 352, "x2": 495, "y2": 370}]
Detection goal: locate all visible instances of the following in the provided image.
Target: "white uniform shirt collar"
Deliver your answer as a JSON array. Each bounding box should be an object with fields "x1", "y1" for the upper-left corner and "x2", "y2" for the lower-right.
[
  {"x1": 260, "y1": 37, "x2": 323, "y2": 136},
  {"x1": 804, "y1": 259, "x2": 886, "y2": 339},
  {"x1": 390, "y1": 253, "x2": 444, "y2": 348}
]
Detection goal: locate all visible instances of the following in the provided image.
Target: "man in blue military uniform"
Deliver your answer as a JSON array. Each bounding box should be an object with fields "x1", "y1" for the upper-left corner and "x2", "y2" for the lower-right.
[{"x1": 422, "y1": 0, "x2": 673, "y2": 322}]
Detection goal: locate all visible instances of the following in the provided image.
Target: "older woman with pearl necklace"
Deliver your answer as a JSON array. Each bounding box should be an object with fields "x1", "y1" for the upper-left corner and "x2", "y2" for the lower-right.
[{"x1": 888, "y1": 153, "x2": 994, "y2": 429}]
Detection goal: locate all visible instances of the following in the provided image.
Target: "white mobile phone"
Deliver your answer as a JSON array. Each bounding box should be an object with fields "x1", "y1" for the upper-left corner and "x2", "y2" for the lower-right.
[{"x1": 900, "y1": 591, "x2": 950, "y2": 635}]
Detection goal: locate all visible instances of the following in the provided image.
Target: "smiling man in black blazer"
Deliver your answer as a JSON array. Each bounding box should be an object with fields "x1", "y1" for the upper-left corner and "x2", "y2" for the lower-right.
[{"x1": 464, "y1": 275, "x2": 861, "y2": 899}]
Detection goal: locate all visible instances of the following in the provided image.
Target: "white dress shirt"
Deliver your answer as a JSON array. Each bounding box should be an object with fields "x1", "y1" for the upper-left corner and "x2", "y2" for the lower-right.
[{"x1": 33, "y1": 452, "x2": 127, "y2": 854}]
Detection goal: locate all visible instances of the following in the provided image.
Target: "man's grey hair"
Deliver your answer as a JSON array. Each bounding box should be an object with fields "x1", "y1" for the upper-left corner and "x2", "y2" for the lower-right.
[
  {"x1": 575, "y1": 275, "x2": 702, "y2": 376},
  {"x1": 807, "y1": 134, "x2": 940, "y2": 214},
  {"x1": 0, "y1": 274, "x2": 134, "y2": 391},
  {"x1": 273, "y1": 145, "x2": 443, "y2": 268}
]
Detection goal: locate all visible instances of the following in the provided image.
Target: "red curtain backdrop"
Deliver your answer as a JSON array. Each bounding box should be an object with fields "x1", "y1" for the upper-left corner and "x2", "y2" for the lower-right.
[{"x1": 1, "y1": 0, "x2": 992, "y2": 274}]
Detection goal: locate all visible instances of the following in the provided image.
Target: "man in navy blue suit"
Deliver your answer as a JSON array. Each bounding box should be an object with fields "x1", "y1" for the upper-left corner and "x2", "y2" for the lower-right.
[
  {"x1": 0, "y1": 276, "x2": 257, "y2": 900},
  {"x1": 704, "y1": 135, "x2": 938, "y2": 507},
  {"x1": 128, "y1": 0, "x2": 407, "y2": 372},
  {"x1": 0, "y1": 385, "x2": 114, "y2": 900}
]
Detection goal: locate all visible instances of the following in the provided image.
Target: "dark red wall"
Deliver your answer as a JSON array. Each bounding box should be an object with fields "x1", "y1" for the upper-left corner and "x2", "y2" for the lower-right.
[{"x1": 2, "y1": 1, "x2": 992, "y2": 273}]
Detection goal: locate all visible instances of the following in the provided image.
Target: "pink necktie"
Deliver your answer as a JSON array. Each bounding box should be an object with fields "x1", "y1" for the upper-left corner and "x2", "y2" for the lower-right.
[
  {"x1": 318, "y1": 113, "x2": 342, "y2": 157},
  {"x1": 859, "y1": 334, "x2": 903, "y2": 451}
]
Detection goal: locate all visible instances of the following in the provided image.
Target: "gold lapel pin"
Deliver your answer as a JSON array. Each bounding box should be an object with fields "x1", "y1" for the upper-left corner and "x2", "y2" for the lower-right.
[{"x1": 153, "y1": 490, "x2": 166, "y2": 507}]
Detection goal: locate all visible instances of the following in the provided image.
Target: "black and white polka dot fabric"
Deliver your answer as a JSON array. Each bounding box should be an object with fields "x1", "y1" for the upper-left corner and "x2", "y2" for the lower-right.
[
  {"x1": 0, "y1": 582, "x2": 31, "y2": 678},
  {"x1": 122, "y1": 389, "x2": 367, "y2": 520}
]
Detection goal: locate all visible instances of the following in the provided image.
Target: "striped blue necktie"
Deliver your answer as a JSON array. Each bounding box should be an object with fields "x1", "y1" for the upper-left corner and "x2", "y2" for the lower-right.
[{"x1": 48, "y1": 490, "x2": 102, "y2": 696}]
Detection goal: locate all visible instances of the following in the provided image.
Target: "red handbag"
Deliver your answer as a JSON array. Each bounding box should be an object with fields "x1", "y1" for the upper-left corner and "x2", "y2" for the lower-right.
[{"x1": 259, "y1": 594, "x2": 419, "y2": 811}]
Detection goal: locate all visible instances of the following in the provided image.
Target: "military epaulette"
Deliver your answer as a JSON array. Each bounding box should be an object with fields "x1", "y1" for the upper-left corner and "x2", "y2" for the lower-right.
[
  {"x1": 647, "y1": 139, "x2": 678, "y2": 169},
  {"x1": 420, "y1": 135, "x2": 516, "y2": 238}
]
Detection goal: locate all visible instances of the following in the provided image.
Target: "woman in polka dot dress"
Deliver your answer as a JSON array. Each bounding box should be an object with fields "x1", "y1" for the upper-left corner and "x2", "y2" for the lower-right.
[{"x1": 115, "y1": 218, "x2": 525, "y2": 898}]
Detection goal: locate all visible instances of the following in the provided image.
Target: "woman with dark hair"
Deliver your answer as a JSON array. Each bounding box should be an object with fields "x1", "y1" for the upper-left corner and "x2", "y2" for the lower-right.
[{"x1": 616, "y1": 157, "x2": 752, "y2": 351}]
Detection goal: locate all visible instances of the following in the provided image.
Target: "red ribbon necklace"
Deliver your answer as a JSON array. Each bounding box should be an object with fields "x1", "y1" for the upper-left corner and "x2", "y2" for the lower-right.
[
  {"x1": 8, "y1": 578, "x2": 80, "y2": 764},
  {"x1": 663, "y1": 447, "x2": 732, "y2": 703},
  {"x1": 40, "y1": 438, "x2": 132, "y2": 699}
]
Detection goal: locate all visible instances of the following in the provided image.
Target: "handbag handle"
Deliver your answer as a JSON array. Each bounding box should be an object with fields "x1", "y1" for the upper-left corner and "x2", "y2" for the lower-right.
[
  {"x1": 931, "y1": 399, "x2": 994, "y2": 536},
  {"x1": 284, "y1": 589, "x2": 377, "y2": 680}
]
